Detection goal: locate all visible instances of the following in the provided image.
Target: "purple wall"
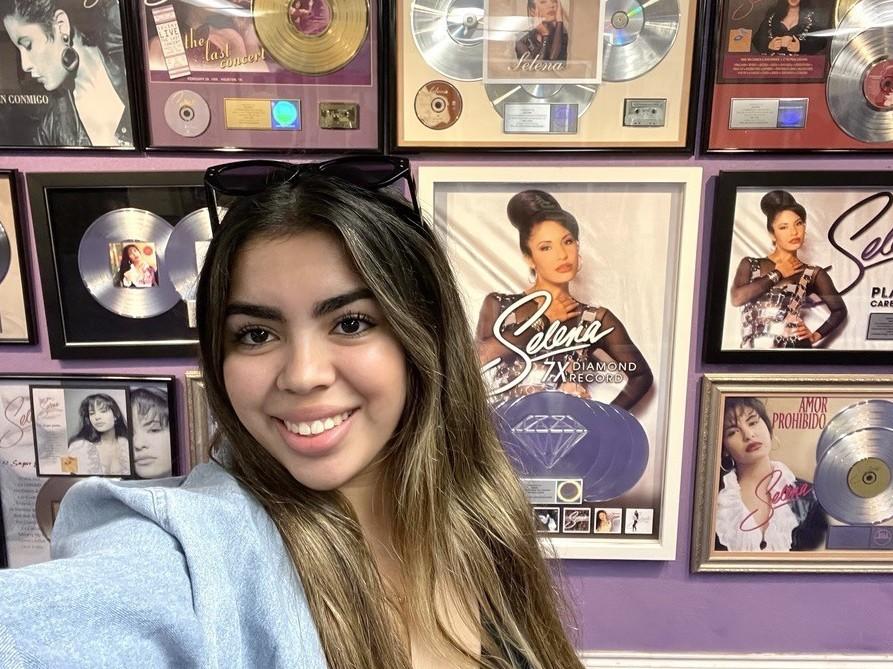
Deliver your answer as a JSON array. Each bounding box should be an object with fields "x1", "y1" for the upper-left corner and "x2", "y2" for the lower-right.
[{"x1": 2, "y1": 150, "x2": 892, "y2": 654}]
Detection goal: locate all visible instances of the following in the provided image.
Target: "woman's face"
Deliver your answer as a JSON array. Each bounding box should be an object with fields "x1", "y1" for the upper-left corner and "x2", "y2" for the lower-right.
[
  {"x1": 88, "y1": 401, "x2": 115, "y2": 434},
  {"x1": 770, "y1": 209, "x2": 806, "y2": 253},
  {"x1": 132, "y1": 406, "x2": 172, "y2": 479},
  {"x1": 127, "y1": 246, "x2": 143, "y2": 263},
  {"x1": 722, "y1": 405, "x2": 772, "y2": 467},
  {"x1": 530, "y1": 0, "x2": 559, "y2": 20},
  {"x1": 222, "y1": 230, "x2": 407, "y2": 496},
  {"x1": 2, "y1": 12, "x2": 69, "y2": 91},
  {"x1": 526, "y1": 219, "x2": 579, "y2": 285}
]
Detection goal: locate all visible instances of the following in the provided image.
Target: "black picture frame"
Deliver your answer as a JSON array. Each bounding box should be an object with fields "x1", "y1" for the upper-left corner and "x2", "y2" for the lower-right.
[
  {"x1": 28, "y1": 171, "x2": 209, "y2": 359},
  {"x1": 0, "y1": 374, "x2": 178, "y2": 568},
  {"x1": 704, "y1": 171, "x2": 893, "y2": 364},
  {"x1": 0, "y1": 170, "x2": 36, "y2": 344}
]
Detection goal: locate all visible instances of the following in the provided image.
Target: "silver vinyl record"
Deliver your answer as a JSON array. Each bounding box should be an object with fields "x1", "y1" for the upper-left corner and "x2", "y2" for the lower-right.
[
  {"x1": 827, "y1": 27, "x2": 893, "y2": 143},
  {"x1": 164, "y1": 90, "x2": 211, "y2": 138},
  {"x1": 166, "y1": 208, "x2": 225, "y2": 302},
  {"x1": 817, "y1": 399, "x2": 893, "y2": 462},
  {"x1": 602, "y1": 0, "x2": 679, "y2": 82},
  {"x1": 814, "y1": 428, "x2": 893, "y2": 524},
  {"x1": 411, "y1": 0, "x2": 485, "y2": 81},
  {"x1": 485, "y1": 82, "x2": 596, "y2": 117},
  {"x1": 829, "y1": 0, "x2": 893, "y2": 65},
  {"x1": 78, "y1": 208, "x2": 180, "y2": 318},
  {"x1": 0, "y1": 219, "x2": 10, "y2": 284}
]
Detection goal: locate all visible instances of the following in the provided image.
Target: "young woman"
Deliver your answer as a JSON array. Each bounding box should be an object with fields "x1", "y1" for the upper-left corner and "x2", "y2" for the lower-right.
[
  {"x1": 515, "y1": 0, "x2": 568, "y2": 62},
  {"x1": 715, "y1": 397, "x2": 827, "y2": 552},
  {"x1": 114, "y1": 244, "x2": 158, "y2": 289},
  {"x1": 0, "y1": 157, "x2": 583, "y2": 669},
  {"x1": 729, "y1": 190, "x2": 847, "y2": 349},
  {"x1": 66, "y1": 393, "x2": 130, "y2": 476},
  {"x1": 752, "y1": 0, "x2": 828, "y2": 55},
  {"x1": 0, "y1": 0, "x2": 132, "y2": 146},
  {"x1": 475, "y1": 189, "x2": 653, "y2": 410}
]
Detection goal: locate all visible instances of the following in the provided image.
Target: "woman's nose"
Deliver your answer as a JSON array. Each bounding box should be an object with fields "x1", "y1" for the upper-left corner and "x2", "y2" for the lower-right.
[{"x1": 276, "y1": 334, "x2": 336, "y2": 394}]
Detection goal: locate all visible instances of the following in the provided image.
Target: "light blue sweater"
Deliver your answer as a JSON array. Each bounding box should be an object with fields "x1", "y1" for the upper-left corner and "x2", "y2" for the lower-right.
[{"x1": 0, "y1": 462, "x2": 328, "y2": 668}]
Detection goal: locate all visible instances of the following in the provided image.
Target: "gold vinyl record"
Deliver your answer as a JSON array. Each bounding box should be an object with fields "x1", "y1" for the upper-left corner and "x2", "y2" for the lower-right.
[{"x1": 253, "y1": 0, "x2": 369, "y2": 75}]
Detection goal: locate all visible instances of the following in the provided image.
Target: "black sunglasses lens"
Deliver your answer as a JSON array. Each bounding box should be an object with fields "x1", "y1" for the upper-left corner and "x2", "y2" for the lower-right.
[
  {"x1": 319, "y1": 159, "x2": 404, "y2": 187},
  {"x1": 210, "y1": 164, "x2": 296, "y2": 195}
]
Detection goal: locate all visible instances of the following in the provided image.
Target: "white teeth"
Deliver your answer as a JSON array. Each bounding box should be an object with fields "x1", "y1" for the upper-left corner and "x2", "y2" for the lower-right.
[{"x1": 284, "y1": 411, "x2": 351, "y2": 437}]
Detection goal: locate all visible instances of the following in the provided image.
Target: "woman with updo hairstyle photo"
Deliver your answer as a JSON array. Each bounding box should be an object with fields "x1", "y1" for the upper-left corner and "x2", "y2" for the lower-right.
[
  {"x1": 729, "y1": 189, "x2": 847, "y2": 349},
  {"x1": 475, "y1": 189, "x2": 652, "y2": 410}
]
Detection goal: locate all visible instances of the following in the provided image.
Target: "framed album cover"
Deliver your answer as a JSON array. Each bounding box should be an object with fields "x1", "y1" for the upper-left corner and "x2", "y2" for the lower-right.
[
  {"x1": 0, "y1": 374, "x2": 177, "y2": 568},
  {"x1": 418, "y1": 165, "x2": 701, "y2": 559},
  {"x1": 391, "y1": 0, "x2": 701, "y2": 150},
  {"x1": 704, "y1": 171, "x2": 893, "y2": 364},
  {"x1": 0, "y1": 171, "x2": 34, "y2": 344},
  {"x1": 135, "y1": 0, "x2": 381, "y2": 151},
  {"x1": 184, "y1": 370, "x2": 215, "y2": 469},
  {"x1": 693, "y1": 374, "x2": 893, "y2": 572},
  {"x1": 705, "y1": 0, "x2": 893, "y2": 150},
  {"x1": 28, "y1": 171, "x2": 219, "y2": 359},
  {"x1": 0, "y1": 0, "x2": 139, "y2": 149}
]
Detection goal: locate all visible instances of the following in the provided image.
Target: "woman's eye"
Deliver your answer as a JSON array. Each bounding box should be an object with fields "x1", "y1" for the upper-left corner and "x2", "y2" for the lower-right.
[
  {"x1": 237, "y1": 327, "x2": 274, "y2": 346},
  {"x1": 333, "y1": 315, "x2": 373, "y2": 336}
]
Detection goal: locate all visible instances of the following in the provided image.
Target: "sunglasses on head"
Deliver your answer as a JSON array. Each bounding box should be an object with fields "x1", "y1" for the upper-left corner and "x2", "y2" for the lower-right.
[{"x1": 203, "y1": 155, "x2": 421, "y2": 232}]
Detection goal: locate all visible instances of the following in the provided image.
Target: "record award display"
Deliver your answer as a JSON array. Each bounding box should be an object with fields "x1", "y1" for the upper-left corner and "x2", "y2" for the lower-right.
[
  {"x1": 693, "y1": 375, "x2": 893, "y2": 572},
  {"x1": 0, "y1": 171, "x2": 34, "y2": 344},
  {"x1": 28, "y1": 172, "x2": 218, "y2": 358},
  {"x1": 0, "y1": 0, "x2": 138, "y2": 149},
  {"x1": 418, "y1": 165, "x2": 701, "y2": 559},
  {"x1": 393, "y1": 0, "x2": 700, "y2": 149},
  {"x1": 706, "y1": 0, "x2": 893, "y2": 150},
  {"x1": 137, "y1": 0, "x2": 380, "y2": 150}
]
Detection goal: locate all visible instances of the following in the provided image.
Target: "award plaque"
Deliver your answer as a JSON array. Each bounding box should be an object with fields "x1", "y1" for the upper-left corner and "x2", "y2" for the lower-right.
[
  {"x1": 136, "y1": 0, "x2": 380, "y2": 150},
  {"x1": 693, "y1": 374, "x2": 893, "y2": 573},
  {"x1": 0, "y1": 0, "x2": 138, "y2": 149},
  {"x1": 392, "y1": 0, "x2": 700, "y2": 149},
  {"x1": 419, "y1": 165, "x2": 701, "y2": 559},
  {"x1": 707, "y1": 0, "x2": 893, "y2": 150}
]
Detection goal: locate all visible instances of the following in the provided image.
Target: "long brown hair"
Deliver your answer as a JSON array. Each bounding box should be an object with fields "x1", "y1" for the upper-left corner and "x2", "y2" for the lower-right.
[{"x1": 195, "y1": 175, "x2": 582, "y2": 669}]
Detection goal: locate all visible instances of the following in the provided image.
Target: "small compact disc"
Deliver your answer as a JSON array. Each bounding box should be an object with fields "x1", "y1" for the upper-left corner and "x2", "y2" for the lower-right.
[
  {"x1": 78, "y1": 208, "x2": 180, "y2": 318},
  {"x1": 411, "y1": 0, "x2": 485, "y2": 81},
  {"x1": 827, "y1": 27, "x2": 893, "y2": 143},
  {"x1": 485, "y1": 82, "x2": 596, "y2": 118},
  {"x1": 602, "y1": 0, "x2": 679, "y2": 82},
  {"x1": 164, "y1": 89, "x2": 211, "y2": 138},
  {"x1": 0, "y1": 219, "x2": 10, "y2": 284},
  {"x1": 166, "y1": 207, "x2": 224, "y2": 304},
  {"x1": 414, "y1": 80, "x2": 463, "y2": 129}
]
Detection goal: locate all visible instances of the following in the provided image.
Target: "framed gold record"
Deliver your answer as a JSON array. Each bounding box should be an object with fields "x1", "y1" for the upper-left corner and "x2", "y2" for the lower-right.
[{"x1": 390, "y1": 0, "x2": 702, "y2": 150}]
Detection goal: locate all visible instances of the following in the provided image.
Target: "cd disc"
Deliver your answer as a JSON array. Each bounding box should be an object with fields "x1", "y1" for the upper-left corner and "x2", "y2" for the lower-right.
[
  {"x1": 78, "y1": 208, "x2": 179, "y2": 318},
  {"x1": 253, "y1": 0, "x2": 369, "y2": 75},
  {"x1": 411, "y1": 0, "x2": 485, "y2": 81},
  {"x1": 164, "y1": 90, "x2": 211, "y2": 138},
  {"x1": 834, "y1": 0, "x2": 863, "y2": 26},
  {"x1": 0, "y1": 220, "x2": 10, "y2": 284},
  {"x1": 830, "y1": 0, "x2": 893, "y2": 64},
  {"x1": 166, "y1": 208, "x2": 225, "y2": 303},
  {"x1": 827, "y1": 27, "x2": 893, "y2": 143},
  {"x1": 817, "y1": 400, "x2": 893, "y2": 462},
  {"x1": 814, "y1": 428, "x2": 893, "y2": 524},
  {"x1": 414, "y1": 80, "x2": 463, "y2": 129},
  {"x1": 602, "y1": 0, "x2": 679, "y2": 82},
  {"x1": 485, "y1": 82, "x2": 596, "y2": 118}
]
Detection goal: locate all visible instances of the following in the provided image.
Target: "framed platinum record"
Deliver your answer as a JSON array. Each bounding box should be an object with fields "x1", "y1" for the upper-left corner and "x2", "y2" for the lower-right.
[
  {"x1": 28, "y1": 171, "x2": 218, "y2": 358},
  {"x1": 136, "y1": 0, "x2": 381, "y2": 150},
  {"x1": 0, "y1": 0, "x2": 139, "y2": 149},
  {"x1": 419, "y1": 165, "x2": 702, "y2": 559}
]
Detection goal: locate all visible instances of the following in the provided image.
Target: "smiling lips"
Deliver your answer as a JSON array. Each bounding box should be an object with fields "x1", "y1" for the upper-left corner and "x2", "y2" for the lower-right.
[{"x1": 284, "y1": 410, "x2": 352, "y2": 436}]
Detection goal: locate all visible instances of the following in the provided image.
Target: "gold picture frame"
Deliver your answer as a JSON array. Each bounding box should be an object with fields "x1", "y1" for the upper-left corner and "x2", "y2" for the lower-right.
[{"x1": 184, "y1": 370, "x2": 214, "y2": 470}]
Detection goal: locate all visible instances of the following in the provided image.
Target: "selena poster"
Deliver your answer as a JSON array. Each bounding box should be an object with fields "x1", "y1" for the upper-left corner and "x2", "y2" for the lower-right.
[
  {"x1": 0, "y1": 0, "x2": 135, "y2": 148},
  {"x1": 419, "y1": 166, "x2": 699, "y2": 559},
  {"x1": 706, "y1": 173, "x2": 893, "y2": 363}
]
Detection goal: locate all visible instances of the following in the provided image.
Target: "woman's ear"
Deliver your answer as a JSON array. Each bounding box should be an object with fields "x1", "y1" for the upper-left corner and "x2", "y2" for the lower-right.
[{"x1": 52, "y1": 9, "x2": 71, "y2": 40}]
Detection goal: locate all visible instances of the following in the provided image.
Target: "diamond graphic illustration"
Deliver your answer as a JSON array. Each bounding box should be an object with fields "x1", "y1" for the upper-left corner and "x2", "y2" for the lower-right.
[{"x1": 511, "y1": 414, "x2": 588, "y2": 470}]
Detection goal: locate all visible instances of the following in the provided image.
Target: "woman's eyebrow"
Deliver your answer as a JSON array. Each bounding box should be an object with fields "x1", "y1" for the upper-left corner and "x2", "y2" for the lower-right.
[
  {"x1": 224, "y1": 303, "x2": 283, "y2": 321},
  {"x1": 224, "y1": 289, "x2": 374, "y2": 321},
  {"x1": 312, "y1": 288, "x2": 374, "y2": 317}
]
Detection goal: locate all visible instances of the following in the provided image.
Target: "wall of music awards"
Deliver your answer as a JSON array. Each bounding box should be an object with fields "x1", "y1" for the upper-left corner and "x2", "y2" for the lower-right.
[{"x1": 1, "y1": 0, "x2": 892, "y2": 665}]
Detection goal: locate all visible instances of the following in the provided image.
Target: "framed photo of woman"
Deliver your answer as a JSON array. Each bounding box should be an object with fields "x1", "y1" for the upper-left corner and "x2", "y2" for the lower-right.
[
  {"x1": 704, "y1": 171, "x2": 893, "y2": 364},
  {"x1": 418, "y1": 165, "x2": 701, "y2": 560},
  {"x1": 693, "y1": 374, "x2": 893, "y2": 573},
  {"x1": 0, "y1": 170, "x2": 35, "y2": 344}
]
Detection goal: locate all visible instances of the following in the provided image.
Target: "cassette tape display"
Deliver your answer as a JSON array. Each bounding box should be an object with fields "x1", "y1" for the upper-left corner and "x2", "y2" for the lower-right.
[
  {"x1": 707, "y1": 0, "x2": 893, "y2": 150},
  {"x1": 137, "y1": 0, "x2": 380, "y2": 150},
  {"x1": 394, "y1": 0, "x2": 699, "y2": 149}
]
